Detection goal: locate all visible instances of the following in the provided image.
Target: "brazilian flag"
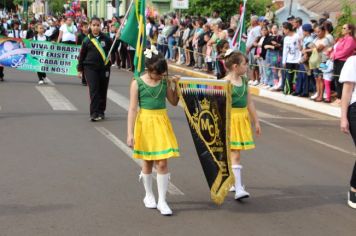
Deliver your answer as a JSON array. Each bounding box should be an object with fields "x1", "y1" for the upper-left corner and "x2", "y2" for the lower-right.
[{"x1": 120, "y1": 0, "x2": 146, "y2": 76}]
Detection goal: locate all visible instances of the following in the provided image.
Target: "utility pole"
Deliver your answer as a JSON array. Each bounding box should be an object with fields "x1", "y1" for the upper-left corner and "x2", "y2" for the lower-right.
[{"x1": 45, "y1": 0, "x2": 49, "y2": 16}]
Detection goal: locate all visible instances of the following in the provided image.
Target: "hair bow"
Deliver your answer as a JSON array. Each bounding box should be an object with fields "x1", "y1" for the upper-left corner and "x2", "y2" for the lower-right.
[
  {"x1": 144, "y1": 45, "x2": 159, "y2": 59},
  {"x1": 224, "y1": 49, "x2": 234, "y2": 57}
]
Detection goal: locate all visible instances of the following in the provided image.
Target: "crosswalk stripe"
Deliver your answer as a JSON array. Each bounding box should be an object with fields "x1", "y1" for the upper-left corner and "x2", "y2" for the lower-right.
[
  {"x1": 107, "y1": 89, "x2": 130, "y2": 111},
  {"x1": 36, "y1": 86, "x2": 77, "y2": 111},
  {"x1": 45, "y1": 78, "x2": 55, "y2": 86},
  {"x1": 95, "y1": 126, "x2": 185, "y2": 196}
]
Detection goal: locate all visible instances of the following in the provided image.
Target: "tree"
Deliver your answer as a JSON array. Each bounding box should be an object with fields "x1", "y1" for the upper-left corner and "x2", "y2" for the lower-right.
[
  {"x1": 335, "y1": 0, "x2": 356, "y2": 38},
  {"x1": 184, "y1": 0, "x2": 272, "y2": 22},
  {"x1": 49, "y1": 0, "x2": 67, "y2": 15},
  {"x1": 13, "y1": 0, "x2": 34, "y2": 8},
  {"x1": 0, "y1": 0, "x2": 17, "y2": 11}
]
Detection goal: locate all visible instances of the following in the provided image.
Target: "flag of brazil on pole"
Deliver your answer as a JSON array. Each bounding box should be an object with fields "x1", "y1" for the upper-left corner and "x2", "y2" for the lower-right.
[{"x1": 120, "y1": 0, "x2": 146, "y2": 76}]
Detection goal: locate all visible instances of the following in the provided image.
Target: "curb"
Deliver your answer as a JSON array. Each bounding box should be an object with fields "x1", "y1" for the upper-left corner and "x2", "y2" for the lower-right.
[
  {"x1": 168, "y1": 64, "x2": 216, "y2": 79},
  {"x1": 169, "y1": 64, "x2": 341, "y2": 118},
  {"x1": 252, "y1": 87, "x2": 341, "y2": 118}
]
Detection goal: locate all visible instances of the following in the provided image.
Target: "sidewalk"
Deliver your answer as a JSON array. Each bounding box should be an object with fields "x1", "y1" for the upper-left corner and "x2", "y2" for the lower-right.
[{"x1": 168, "y1": 63, "x2": 341, "y2": 118}]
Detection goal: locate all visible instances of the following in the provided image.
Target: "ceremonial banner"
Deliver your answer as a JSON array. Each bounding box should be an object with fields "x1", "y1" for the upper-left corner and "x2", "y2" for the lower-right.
[
  {"x1": 0, "y1": 37, "x2": 80, "y2": 76},
  {"x1": 178, "y1": 78, "x2": 233, "y2": 204}
]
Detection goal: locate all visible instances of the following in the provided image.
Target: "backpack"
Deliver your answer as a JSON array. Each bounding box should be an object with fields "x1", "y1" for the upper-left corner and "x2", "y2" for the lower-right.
[{"x1": 309, "y1": 48, "x2": 321, "y2": 70}]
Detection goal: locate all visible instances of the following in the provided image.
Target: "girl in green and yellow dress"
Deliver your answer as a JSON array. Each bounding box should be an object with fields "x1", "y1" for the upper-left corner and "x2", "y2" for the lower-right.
[
  {"x1": 127, "y1": 46, "x2": 180, "y2": 216},
  {"x1": 223, "y1": 50, "x2": 261, "y2": 200}
]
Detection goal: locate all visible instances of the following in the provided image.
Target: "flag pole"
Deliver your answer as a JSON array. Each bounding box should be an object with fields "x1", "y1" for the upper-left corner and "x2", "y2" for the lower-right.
[
  {"x1": 106, "y1": 0, "x2": 135, "y2": 61},
  {"x1": 238, "y1": 0, "x2": 247, "y2": 51}
]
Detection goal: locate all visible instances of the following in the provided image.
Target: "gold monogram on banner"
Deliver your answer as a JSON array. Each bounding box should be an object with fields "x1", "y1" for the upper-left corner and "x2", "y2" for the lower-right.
[{"x1": 178, "y1": 78, "x2": 233, "y2": 204}]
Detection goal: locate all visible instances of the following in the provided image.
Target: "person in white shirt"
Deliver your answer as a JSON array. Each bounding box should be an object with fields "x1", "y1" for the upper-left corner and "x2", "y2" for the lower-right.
[
  {"x1": 34, "y1": 23, "x2": 49, "y2": 85},
  {"x1": 281, "y1": 22, "x2": 301, "y2": 95},
  {"x1": 339, "y1": 55, "x2": 356, "y2": 209},
  {"x1": 208, "y1": 10, "x2": 222, "y2": 24},
  {"x1": 246, "y1": 15, "x2": 261, "y2": 84},
  {"x1": 146, "y1": 17, "x2": 152, "y2": 43},
  {"x1": 57, "y1": 17, "x2": 77, "y2": 44},
  {"x1": 8, "y1": 20, "x2": 22, "y2": 38},
  {"x1": 293, "y1": 17, "x2": 304, "y2": 43}
]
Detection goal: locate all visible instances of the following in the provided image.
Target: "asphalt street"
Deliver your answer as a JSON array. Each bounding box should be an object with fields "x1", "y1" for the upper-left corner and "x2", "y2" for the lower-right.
[{"x1": 0, "y1": 68, "x2": 355, "y2": 236}]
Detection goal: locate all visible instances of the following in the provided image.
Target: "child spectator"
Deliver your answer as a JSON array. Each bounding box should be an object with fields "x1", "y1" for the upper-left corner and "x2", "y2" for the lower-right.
[
  {"x1": 216, "y1": 39, "x2": 229, "y2": 79},
  {"x1": 320, "y1": 54, "x2": 334, "y2": 103}
]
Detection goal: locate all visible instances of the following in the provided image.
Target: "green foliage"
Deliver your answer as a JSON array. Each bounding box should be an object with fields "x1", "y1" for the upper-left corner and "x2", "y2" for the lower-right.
[
  {"x1": 13, "y1": 0, "x2": 34, "y2": 7},
  {"x1": 184, "y1": 0, "x2": 272, "y2": 22},
  {"x1": 49, "y1": 0, "x2": 67, "y2": 15},
  {"x1": 335, "y1": 0, "x2": 356, "y2": 38},
  {"x1": 0, "y1": 0, "x2": 16, "y2": 11}
]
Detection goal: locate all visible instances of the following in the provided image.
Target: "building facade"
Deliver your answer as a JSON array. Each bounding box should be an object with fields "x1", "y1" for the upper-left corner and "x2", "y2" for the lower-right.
[
  {"x1": 149, "y1": 0, "x2": 172, "y2": 14},
  {"x1": 274, "y1": 0, "x2": 356, "y2": 24},
  {"x1": 86, "y1": 0, "x2": 175, "y2": 19},
  {"x1": 86, "y1": 0, "x2": 128, "y2": 19}
]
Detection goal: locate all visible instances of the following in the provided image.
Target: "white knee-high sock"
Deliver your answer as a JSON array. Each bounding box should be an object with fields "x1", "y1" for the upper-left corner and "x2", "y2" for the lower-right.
[
  {"x1": 232, "y1": 165, "x2": 243, "y2": 190},
  {"x1": 139, "y1": 172, "x2": 154, "y2": 197}
]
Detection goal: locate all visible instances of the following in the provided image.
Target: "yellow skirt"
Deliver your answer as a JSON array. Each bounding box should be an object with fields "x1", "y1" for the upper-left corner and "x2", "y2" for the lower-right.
[
  {"x1": 230, "y1": 107, "x2": 255, "y2": 150},
  {"x1": 133, "y1": 109, "x2": 180, "y2": 160}
]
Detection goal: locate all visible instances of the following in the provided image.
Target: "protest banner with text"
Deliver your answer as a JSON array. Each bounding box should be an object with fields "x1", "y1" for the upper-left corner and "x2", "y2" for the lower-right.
[{"x1": 0, "y1": 37, "x2": 80, "y2": 76}]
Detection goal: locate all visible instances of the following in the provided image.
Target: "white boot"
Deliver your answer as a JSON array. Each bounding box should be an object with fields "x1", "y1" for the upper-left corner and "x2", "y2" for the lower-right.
[
  {"x1": 232, "y1": 165, "x2": 250, "y2": 200},
  {"x1": 139, "y1": 172, "x2": 157, "y2": 209},
  {"x1": 157, "y1": 173, "x2": 173, "y2": 216}
]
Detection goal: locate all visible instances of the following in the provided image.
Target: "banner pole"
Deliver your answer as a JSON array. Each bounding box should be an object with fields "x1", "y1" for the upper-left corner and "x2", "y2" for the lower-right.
[{"x1": 106, "y1": 0, "x2": 135, "y2": 61}]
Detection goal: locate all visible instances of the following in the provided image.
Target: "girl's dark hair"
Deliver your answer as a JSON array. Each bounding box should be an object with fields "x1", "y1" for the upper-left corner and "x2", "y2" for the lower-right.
[
  {"x1": 145, "y1": 51, "x2": 168, "y2": 75},
  {"x1": 90, "y1": 17, "x2": 101, "y2": 24},
  {"x1": 148, "y1": 17, "x2": 155, "y2": 25},
  {"x1": 316, "y1": 24, "x2": 326, "y2": 31},
  {"x1": 318, "y1": 18, "x2": 326, "y2": 26},
  {"x1": 323, "y1": 21, "x2": 333, "y2": 33},
  {"x1": 282, "y1": 22, "x2": 293, "y2": 31},
  {"x1": 88, "y1": 17, "x2": 101, "y2": 35},
  {"x1": 261, "y1": 25, "x2": 269, "y2": 35},
  {"x1": 218, "y1": 22, "x2": 225, "y2": 30},
  {"x1": 216, "y1": 39, "x2": 229, "y2": 53},
  {"x1": 197, "y1": 19, "x2": 204, "y2": 27},
  {"x1": 224, "y1": 51, "x2": 248, "y2": 70}
]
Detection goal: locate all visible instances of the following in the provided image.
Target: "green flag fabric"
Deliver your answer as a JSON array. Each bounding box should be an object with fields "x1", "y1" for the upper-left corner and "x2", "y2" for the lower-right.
[
  {"x1": 120, "y1": 0, "x2": 146, "y2": 76},
  {"x1": 120, "y1": 3, "x2": 139, "y2": 48},
  {"x1": 238, "y1": 0, "x2": 247, "y2": 54}
]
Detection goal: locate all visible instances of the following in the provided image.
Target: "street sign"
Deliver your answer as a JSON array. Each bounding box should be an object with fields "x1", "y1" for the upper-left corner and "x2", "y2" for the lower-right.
[{"x1": 172, "y1": 0, "x2": 189, "y2": 9}]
